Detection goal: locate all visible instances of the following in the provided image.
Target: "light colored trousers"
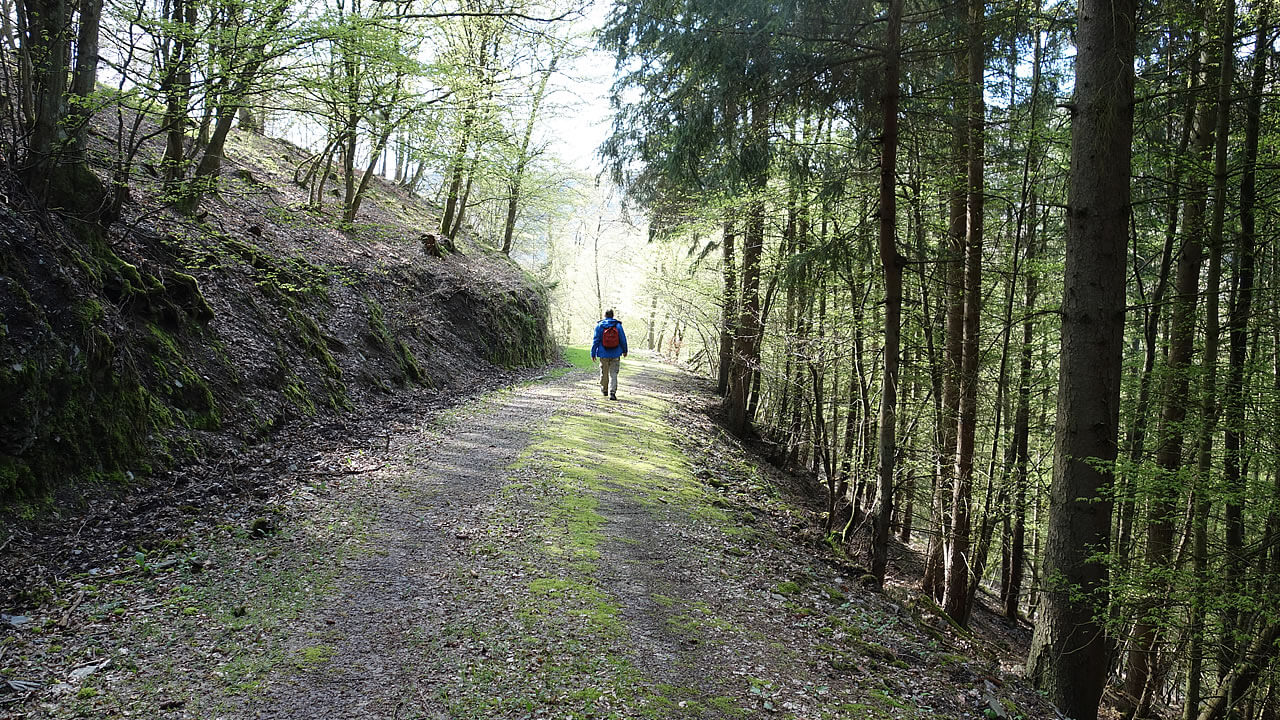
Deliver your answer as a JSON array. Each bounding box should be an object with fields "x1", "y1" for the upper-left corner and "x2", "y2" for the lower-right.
[{"x1": 599, "y1": 357, "x2": 620, "y2": 394}]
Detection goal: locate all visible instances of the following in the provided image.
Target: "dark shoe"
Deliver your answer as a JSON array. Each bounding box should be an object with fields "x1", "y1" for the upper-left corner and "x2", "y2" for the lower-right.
[
  {"x1": 609, "y1": 392, "x2": 617, "y2": 401},
  {"x1": 601, "y1": 388, "x2": 608, "y2": 397}
]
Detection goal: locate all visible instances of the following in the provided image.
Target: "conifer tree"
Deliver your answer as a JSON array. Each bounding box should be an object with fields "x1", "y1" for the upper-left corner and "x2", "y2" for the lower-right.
[{"x1": 1027, "y1": 0, "x2": 1136, "y2": 715}]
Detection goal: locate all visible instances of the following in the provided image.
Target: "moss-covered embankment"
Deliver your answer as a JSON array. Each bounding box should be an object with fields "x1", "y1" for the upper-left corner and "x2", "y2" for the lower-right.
[{"x1": 0, "y1": 131, "x2": 555, "y2": 500}]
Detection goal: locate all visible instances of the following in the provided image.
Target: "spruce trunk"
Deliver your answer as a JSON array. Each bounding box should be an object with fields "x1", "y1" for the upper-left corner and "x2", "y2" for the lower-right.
[{"x1": 1025, "y1": 0, "x2": 1136, "y2": 715}]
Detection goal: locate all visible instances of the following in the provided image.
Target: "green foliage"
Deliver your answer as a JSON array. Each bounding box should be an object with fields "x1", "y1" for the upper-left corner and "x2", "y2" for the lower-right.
[
  {"x1": 292, "y1": 645, "x2": 337, "y2": 670},
  {"x1": 774, "y1": 581, "x2": 802, "y2": 596}
]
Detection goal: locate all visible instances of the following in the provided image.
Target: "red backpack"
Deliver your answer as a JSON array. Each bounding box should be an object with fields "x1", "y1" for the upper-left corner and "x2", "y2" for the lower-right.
[{"x1": 601, "y1": 325, "x2": 620, "y2": 349}]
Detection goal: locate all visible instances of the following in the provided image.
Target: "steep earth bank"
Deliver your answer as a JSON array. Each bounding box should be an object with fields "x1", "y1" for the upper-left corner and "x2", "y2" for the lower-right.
[{"x1": 0, "y1": 127, "x2": 554, "y2": 503}]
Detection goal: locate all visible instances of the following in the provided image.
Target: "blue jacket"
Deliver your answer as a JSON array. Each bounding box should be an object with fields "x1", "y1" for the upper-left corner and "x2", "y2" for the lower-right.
[{"x1": 591, "y1": 318, "x2": 628, "y2": 359}]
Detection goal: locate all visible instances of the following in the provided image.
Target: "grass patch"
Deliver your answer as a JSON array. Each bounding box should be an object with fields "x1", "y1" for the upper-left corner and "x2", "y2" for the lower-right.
[
  {"x1": 561, "y1": 344, "x2": 594, "y2": 370},
  {"x1": 540, "y1": 491, "x2": 605, "y2": 561},
  {"x1": 524, "y1": 577, "x2": 623, "y2": 635},
  {"x1": 775, "y1": 580, "x2": 802, "y2": 596},
  {"x1": 513, "y1": 359, "x2": 722, "y2": 521},
  {"x1": 293, "y1": 644, "x2": 336, "y2": 670}
]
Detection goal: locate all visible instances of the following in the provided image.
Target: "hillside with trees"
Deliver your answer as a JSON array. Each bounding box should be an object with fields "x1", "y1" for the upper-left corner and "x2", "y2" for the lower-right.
[
  {"x1": 3, "y1": 0, "x2": 1280, "y2": 717},
  {"x1": 606, "y1": 0, "x2": 1280, "y2": 718},
  {"x1": 1, "y1": 0, "x2": 582, "y2": 498}
]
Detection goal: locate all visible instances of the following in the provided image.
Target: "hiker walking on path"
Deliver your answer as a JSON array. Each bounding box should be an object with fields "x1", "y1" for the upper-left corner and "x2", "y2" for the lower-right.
[{"x1": 591, "y1": 309, "x2": 628, "y2": 400}]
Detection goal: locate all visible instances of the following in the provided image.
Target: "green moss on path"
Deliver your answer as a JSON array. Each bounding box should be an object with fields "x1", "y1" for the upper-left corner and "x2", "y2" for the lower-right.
[{"x1": 562, "y1": 344, "x2": 595, "y2": 370}]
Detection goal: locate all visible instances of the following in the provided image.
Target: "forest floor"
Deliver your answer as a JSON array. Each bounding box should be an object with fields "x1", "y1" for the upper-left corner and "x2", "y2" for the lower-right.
[{"x1": 0, "y1": 352, "x2": 1061, "y2": 720}]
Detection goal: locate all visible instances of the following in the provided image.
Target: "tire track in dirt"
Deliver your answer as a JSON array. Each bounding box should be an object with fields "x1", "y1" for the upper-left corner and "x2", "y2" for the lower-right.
[{"x1": 586, "y1": 364, "x2": 746, "y2": 707}]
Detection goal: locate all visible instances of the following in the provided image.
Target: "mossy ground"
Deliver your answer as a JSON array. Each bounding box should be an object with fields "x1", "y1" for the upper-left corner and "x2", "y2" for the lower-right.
[
  {"x1": 562, "y1": 344, "x2": 595, "y2": 370},
  {"x1": 412, "y1": 355, "x2": 994, "y2": 719},
  {"x1": 0, "y1": 480, "x2": 378, "y2": 717},
  {"x1": 2, "y1": 354, "x2": 1046, "y2": 720},
  {"x1": 2, "y1": 122, "x2": 554, "y2": 504}
]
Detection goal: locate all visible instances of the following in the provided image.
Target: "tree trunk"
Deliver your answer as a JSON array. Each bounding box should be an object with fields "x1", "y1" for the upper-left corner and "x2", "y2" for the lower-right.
[
  {"x1": 345, "y1": 121, "x2": 396, "y2": 223},
  {"x1": 160, "y1": 0, "x2": 196, "y2": 184},
  {"x1": 723, "y1": 95, "x2": 769, "y2": 437},
  {"x1": 593, "y1": 218, "x2": 604, "y2": 316},
  {"x1": 924, "y1": 164, "x2": 965, "y2": 598},
  {"x1": 647, "y1": 296, "x2": 657, "y2": 350},
  {"x1": 871, "y1": 0, "x2": 903, "y2": 586},
  {"x1": 1001, "y1": 18, "x2": 1045, "y2": 621},
  {"x1": 811, "y1": 291, "x2": 832, "y2": 489},
  {"x1": 1272, "y1": 324, "x2": 1280, "y2": 582},
  {"x1": 832, "y1": 322, "x2": 860, "y2": 536},
  {"x1": 407, "y1": 160, "x2": 427, "y2": 195},
  {"x1": 393, "y1": 137, "x2": 406, "y2": 184},
  {"x1": 196, "y1": 102, "x2": 213, "y2": 149},
  {"x1": 943, "y1": 0, "x2": 984, "y2": 624},
  {"x1": 66, "y1": 0, "x2": 101, "y2": 153},
  {"x1": 1216, "y1": 12, "x2": 1265, "y2": 693},
  {"x1": 1187, "y1": 4, "x2": 1234, "y2": 713},
  {"x1": 1, "y1": 0, "x2": 15, "y2": 56},
  {"x1": 717, "y1": 216, "x2": 738, "y2": 396},
  {"x1": 448, "y1": 152, "x2": 481, "y2": 239},
  {"x1": 788, "y1": 298, "x2": 809, "y2": 465},
  {"x1": 1116, "y1": 70, "x2": 1186, "y2": 565},
  {"x1": 1025, "y1": 0, "x2": 1135, "y2": 715},
  {"x1": 1006, "y1": 197, "x2": 1038, "y2": 620},
  {"x1": 1197, "y1": 623, "x2": 1280, "y2": 720},
  {"x1": 900, "y1": 162, "x2": 930, "y2": 547},
  {"x1": 439, "y1": 112, "x2": 474, "y2": 237},
  {"x1": 917, "y1": 174, "x2": 947, "y2": 592},
  {"x1": 340, "y1": 113, "x2": 358, "y2": 218},
  {"x1": 193, "y1": 60, "x2": 273, "y2": 182},
  {"x1": 238, "y1": 106, "x2": 261, "y2": 134},
  {"x1": 21, "y1": 0, "x2": 71, "y2": 194},
  {"x1": 898, "y1": 353, "x2": 919, "y2": 544},
  {"x1": 193, "y1": 106, "x2": 235, "y2": 177},
  {"x1": 747, "y1": 271, "x2": 781, "y2": 425},
  {"x1": 23, "y1": 0, "x2": 68, "y2": 157},
  {"x1": 923, "y1": 7, "x2": 969, "y2": 601},
  {"x1": 502, "y1": 53, "x2": 558, "y2": 254}
]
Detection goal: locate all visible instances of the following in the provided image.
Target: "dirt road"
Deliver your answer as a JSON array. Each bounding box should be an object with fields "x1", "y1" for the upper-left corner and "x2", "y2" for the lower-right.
[{"x1": 3, "y1": 356, "x2": 1051, "y2": 719}]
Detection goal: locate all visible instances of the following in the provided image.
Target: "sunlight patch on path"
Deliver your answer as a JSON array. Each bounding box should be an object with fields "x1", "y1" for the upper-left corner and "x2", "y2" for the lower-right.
[{"x1": 435, "y1": 355, "x2": 754, "y2": 719}]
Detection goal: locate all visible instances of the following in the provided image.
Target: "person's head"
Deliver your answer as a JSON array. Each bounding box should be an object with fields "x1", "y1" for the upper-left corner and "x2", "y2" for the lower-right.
[{"x1": 605, "y1": 309, "x2": 615, "y2": 319}]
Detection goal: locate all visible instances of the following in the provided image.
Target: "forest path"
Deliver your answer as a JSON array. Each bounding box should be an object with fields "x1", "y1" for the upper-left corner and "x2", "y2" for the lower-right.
[
  {"x1": 225, "y1": 354, "x2": 951, "y2": 719},
  {"x1": 8, "y1": 354, "x2": 1052, "y2": 720}
]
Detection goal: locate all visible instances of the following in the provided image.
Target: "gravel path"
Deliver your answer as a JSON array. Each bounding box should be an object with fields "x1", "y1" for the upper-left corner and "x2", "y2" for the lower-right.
[
  {"x1": 225, "y1": 357, "x2": 1039, "y2": 719},
  {"x1": 242, "y1": 358, "x2": 780, "y2": 719}
]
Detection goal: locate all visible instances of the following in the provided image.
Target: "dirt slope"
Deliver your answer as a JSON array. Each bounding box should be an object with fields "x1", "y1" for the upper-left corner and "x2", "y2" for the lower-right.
[
  {"x1": 0, "y1": 355, "x2": 1058, "y2": 719},
  {"x1": 0, "y1": 126, "x2": 553, "y2": 501}
]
